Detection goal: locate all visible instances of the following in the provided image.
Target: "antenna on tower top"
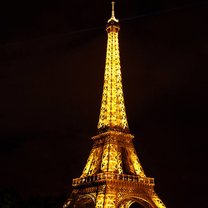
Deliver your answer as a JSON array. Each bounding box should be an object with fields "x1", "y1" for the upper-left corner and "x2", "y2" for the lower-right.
[
  {"x1": 108, "y1": 1, "x2": 119, "y2": 23},
  {"x1": 111, "y1": 1, "x2": 115, "y2": 19}
]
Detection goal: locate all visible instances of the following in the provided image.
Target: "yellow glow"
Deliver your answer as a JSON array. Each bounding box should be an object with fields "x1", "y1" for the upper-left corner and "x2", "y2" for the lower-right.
[
  {"x1": 101, "y1": 143, "x2": 123, "y2": 174},
  {"x1": 95, "y1": 193, "x2": 116, "y2": 208},
  {"x1": 63, "y1": 4, "x2": 166, "y2": 208},
  {"x1": 95, "y1": 193, "x2": 105, "y2": 208},
  {"x1": 152, "y1": 193, "x2": 166, "y2": 208},
  {"x1": 98, "y1": 29, "x2": 128, "y2": 132},
  {"x1": 104, "y1": 194, "x2": 116, "y2": 208},
  {"x1": 81, "y1": 148, "x2": 96, "y2": 177},
  {"x1": 126, "y1": 145, "x2": 146, "y2": 177}
]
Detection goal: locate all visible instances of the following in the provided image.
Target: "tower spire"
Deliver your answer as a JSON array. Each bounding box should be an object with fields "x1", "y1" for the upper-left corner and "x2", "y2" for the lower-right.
[
  {"x1": 108, "y1": 1, "x2": 119, "y2": 23},
  {"x1": 98, "y1": 1, "x2": 128, "y2": 132}
]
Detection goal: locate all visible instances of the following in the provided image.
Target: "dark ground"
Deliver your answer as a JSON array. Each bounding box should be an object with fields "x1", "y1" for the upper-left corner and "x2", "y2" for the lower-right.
[{"x1": 0, "y1": 0, "x2": 208, "y2": 207}]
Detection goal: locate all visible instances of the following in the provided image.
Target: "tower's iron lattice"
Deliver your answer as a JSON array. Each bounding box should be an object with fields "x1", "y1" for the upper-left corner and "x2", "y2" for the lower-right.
[{"x1": 63, "y1": 2, "x2": 166, "y2": 208}]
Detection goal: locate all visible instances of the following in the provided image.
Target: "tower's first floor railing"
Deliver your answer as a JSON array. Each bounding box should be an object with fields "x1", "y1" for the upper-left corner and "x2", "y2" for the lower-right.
[{"x1": 72, "y1": 172, "x2": 154, "y2": 187}]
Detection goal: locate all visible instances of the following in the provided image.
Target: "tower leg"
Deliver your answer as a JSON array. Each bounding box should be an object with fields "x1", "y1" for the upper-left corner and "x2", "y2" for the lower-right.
[
  {"x1": 151, "y1": 192, "x2": 166, "y2": 208},
  {"x1": 95, "y1": 188, "x2": 117, "y2": 208}
]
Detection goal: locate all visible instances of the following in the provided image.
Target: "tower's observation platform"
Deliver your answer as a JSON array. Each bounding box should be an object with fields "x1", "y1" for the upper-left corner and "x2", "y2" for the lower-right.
[{"x1": 73, "y1": 173, "x2": 154, "y2": 187}]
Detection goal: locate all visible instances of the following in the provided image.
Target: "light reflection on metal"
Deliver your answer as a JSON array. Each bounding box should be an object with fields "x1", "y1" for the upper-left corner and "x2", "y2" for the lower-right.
[
  {"x1": 98, "y1": 8, "x2": 128, "y2": 132},
  {"x1": 152, "y1": 193, "x2": 166, "y2": 208},
  {"x1": 72, "y1": 172, "x2": 155, "y2": 187},
  {"x1": 63, "y1": 2, "x2": 166, "y2": 208}
]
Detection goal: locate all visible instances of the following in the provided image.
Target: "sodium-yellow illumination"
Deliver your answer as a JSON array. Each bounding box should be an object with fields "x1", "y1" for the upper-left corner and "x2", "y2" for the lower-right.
[{"x1": 98, "y1": 26, "x2": 128, "y2": 132}]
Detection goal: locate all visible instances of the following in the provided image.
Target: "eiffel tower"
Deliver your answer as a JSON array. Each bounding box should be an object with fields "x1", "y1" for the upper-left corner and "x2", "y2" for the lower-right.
[{"x1": 63, "y1": 2, "x2": 166, "y2": 208}]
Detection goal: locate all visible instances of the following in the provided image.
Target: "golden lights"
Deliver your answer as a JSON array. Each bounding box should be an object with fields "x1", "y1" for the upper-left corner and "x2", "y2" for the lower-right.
[
  {"x1": 63, "y1": 2, "x2": 166, "y2": 208},
  {"x1": 98, "y1": 29, "x2": 128, "y2": 132}
]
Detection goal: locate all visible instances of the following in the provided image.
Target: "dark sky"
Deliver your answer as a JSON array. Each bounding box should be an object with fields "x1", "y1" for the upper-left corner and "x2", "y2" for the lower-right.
[{"x1": 0, "y1": 0, "x2": 208, "y2": 207}]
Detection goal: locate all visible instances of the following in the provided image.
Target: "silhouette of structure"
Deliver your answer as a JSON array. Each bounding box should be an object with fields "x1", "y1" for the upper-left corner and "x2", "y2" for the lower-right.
[{"x1": 63, "y1": 2, "x2": 166, "y2": 208}]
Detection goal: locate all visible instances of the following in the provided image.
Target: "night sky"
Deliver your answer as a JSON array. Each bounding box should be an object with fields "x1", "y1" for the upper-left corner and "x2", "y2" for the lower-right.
[{"x1": 0, "y1": 0, "x2": 208, "y2": 207}]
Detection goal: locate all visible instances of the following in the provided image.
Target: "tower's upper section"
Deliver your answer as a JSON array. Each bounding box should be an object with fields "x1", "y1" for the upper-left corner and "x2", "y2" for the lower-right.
[{"x1": 98, "y1": 2, "x2": 129, "y2": 133}]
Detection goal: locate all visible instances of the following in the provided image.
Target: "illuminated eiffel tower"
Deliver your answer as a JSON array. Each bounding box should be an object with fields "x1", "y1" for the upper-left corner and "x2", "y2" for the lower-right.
[{"x1": 63, "y1": 2, "x2": 166, "y2": 208}]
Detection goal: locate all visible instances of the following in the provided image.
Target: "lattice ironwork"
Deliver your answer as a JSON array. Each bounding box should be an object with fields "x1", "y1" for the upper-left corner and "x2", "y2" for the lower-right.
[
  {"x1": 151, "y1": 192, "x2": 166, "y2": 208},
  {"x1": 101, "y1": 143, "x2": 123, "y2": 174},
  {"x1": 63, "y1": 2, "x2": 166, "y2": 208},
  {"x1": 81, "y1": 146, "x2": 103, "y2": 177},
  {"x1": 64, "y1": 130, "x2": 166, "y2": 208},
  {"x1": 125, "y1": 144, "x2": 146, "y2": 177},
  {"x1": 97, "y1": 17, "x2": 128, "y2": 132},
  {"x1": 95, "y1": 193, "x2": 105, "y2": 208},
  {"x1": 104, "y1": 194, "x2": 116, "y2": 208}
]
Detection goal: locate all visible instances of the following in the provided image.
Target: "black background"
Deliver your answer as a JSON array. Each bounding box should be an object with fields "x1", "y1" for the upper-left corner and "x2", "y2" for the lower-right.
[{"x1": 0, "y1": 0, "x2": 208, "y2": 207}]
